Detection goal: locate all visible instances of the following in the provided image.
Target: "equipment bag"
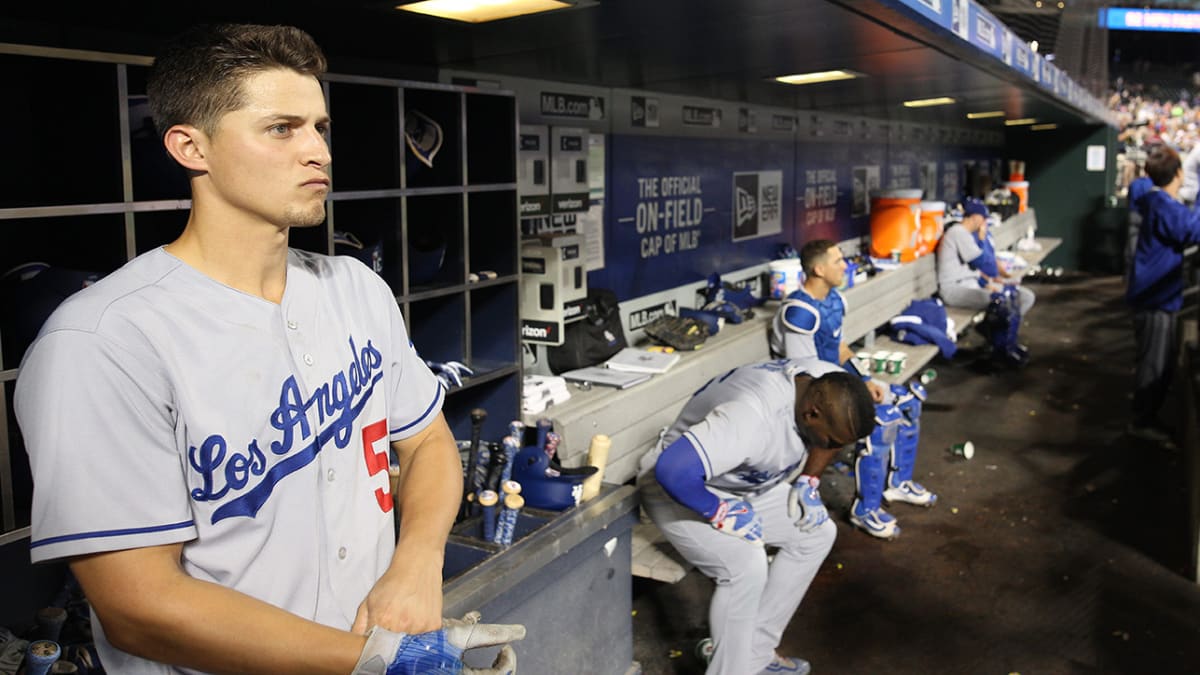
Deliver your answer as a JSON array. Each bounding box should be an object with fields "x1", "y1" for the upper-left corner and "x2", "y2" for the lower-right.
[{"x1": 547, "y1": 288, "x2": 628, "y2": 374}]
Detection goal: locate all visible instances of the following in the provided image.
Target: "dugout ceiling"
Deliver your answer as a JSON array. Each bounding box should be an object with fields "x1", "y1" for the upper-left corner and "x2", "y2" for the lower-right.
[{"x1": 0, "y1": 0, "x2": 1110, "y2": 129}]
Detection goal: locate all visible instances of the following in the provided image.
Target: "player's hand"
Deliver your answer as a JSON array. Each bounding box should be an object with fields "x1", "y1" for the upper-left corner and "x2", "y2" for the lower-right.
[
  {"x1": 866, "y1": 380, "x2": 886, "y2": 404},
  {"x1": 351, "y1": 612, "x2": 526, "y2": 675},
  {"x1": 708, "y1": 499, "x2": 763, "y2": 546},
  {"x1": 787, "y1": 475, "x2": 828, "y2": 532},
  {"x1": 352, "y1": 555, "x2": 444, "y2": 635}
]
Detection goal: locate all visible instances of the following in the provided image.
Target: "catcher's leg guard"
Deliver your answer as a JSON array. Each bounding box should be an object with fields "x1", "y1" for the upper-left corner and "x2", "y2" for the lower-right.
[
  {"x1": 985, "y1": 288, "x2": 1029, "y2": 367},
  {"x1": 850, "y1": 406, "x2": 902, "y2": 539}
]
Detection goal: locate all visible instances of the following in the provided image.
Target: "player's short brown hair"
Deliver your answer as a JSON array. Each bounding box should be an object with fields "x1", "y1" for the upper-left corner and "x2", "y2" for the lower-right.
[
  {"x1": 147, "y1": 23, "x2": 327, "y2": 139},
  {"x1": 1145, "y1": 144, "x2": 1181, "y2": 188},
  {"x1": 800, "y1": 239, "x2": 839, "y2": 276}
]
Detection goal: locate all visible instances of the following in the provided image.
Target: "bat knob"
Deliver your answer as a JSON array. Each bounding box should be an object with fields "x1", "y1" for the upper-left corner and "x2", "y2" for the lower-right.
[{"x1": 471, "y1": 408, "x2": 488, "y2": 423}]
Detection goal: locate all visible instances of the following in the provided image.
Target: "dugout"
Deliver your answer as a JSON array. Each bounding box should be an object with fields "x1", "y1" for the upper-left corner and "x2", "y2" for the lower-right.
[{"x1": 0, "y1": 2, "x2": 1183, "y2": 674}]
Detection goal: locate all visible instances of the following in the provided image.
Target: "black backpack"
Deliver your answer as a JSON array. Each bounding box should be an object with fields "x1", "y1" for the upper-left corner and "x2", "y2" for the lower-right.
[{"x1": 547, "y1": 288, "x2": 628, "y2": 374}]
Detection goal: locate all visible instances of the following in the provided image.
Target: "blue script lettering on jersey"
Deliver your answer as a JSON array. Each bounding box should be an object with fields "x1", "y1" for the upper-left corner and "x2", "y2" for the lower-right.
[{"x1": 189, "y1": 337, "x2": 384, "y2": 522}]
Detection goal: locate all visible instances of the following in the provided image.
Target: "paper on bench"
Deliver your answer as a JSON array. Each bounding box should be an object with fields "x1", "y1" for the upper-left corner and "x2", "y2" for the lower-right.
[{"x1": 605, "y1": 347, "x2": 681, "y2": 374}]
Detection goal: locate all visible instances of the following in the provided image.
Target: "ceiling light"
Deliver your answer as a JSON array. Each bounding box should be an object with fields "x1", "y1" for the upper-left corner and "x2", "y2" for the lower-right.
[
  {"x1": 902, "y1": 97, "x2": 957, "y2": 108},
  {"x1": 966, "y1": 110, "x2": 1005, "y2": 119},
  {"x1": 774, "y1": 70, "x2": 862, "y2": 86},
  {"x1": 1035, "y1": 0, "x2": 1042, "y2": 7},
  {"x1": 1031, "y1": 123, "x2": 1058, "y2": 131},
  {"x1": 1005, "y1": 118, "x2": 1038, "y2": 126},
  {"x1": 396, "y1": 0, "x2": 571, "y2": 23}
]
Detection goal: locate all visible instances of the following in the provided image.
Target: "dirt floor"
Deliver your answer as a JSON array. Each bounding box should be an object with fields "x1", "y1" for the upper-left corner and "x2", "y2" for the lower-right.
[{"x1": 630, "y1": 273, "x2": 1200, "y2": 675}]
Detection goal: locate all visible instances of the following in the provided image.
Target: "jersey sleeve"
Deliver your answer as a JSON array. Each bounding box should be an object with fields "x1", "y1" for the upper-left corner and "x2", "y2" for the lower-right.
[
  {"x1": 680, "y1": 399, "x2": 770, "y2": 480},
  {"x1": 15, "y1": 330, "x2": 197, "y2": 563},
  {"x1": 380, "y1": 282, "x2": 444, "y2": 441},
  {"x1": 952, "y1": 227, "x2": 985, "y2": 266},
  {"x1": 777, "y1": 300, "x2": 820, "y2": 360}
]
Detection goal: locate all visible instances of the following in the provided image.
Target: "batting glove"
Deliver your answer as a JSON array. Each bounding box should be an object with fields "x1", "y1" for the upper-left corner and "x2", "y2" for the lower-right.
[
  {"x1": 787, "y1": 475, "x2": 828, "y2": 532},
  {"x1": 708, "y1": 498, "x2": 764, "y2": 546},
  {"x1": 352, "y1": 611, "x2": 526, "y2": 675}
]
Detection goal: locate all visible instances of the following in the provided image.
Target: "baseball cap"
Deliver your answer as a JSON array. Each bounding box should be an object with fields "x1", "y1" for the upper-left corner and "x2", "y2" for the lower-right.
[{"x1": 962, "y1": 198, "x2": 989, "y2": 218}]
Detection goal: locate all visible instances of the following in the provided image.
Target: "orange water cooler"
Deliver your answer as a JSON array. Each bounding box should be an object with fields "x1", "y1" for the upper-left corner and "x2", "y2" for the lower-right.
[
  {"x1": 1005, "y1": 181, "x2": 1029, "y2": 213},
  {"x1": 869, "y1": 189, "x2": 923, "y2": 262},
  {"x1": 916, "y1": 200, "x2": 945, "y2": 256}
]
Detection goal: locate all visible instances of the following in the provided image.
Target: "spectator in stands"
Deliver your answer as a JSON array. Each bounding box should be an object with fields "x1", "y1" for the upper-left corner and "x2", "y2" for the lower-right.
[
  {"x1": 1126, "y1": 144, "x2": 1200, "y2": 445},
  {"x1": 1180, "y1": 142, "x2": 1200, "y2": 207},
  {"x1": 937, "y1": 199, "x2": 1033, "y2": 368}
]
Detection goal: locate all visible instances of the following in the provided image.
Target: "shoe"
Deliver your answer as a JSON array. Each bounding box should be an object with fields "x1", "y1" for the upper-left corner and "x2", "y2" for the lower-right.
[
  {"x1": 760, "y1": 654, "x2": 812, "y2": 674},
  {"x1": 883, "y1": 479, "x2": 938, "y2": 507},
  {"x1": 849, "y1": 499, "x2": 901, "y2": 539}
]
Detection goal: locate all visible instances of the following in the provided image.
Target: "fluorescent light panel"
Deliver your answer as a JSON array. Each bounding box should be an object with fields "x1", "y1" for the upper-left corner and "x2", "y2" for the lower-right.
[
  {"x1": 1030, "y1": 123, "x2": 1058, "y2": 131},
  {"x1": 397, "y1": 0, "x2": 571, "y2": 23},
  {"x1": 1005, "y1": 118, "x2": 1038, "y2": 126},
  {"x1": 902, "y1": 96, "x2": 956, "y2": 108},
  {"x1": 774, "y1": 70, "x2": 861, "y2": 86},
  {"x1": 967, "y1": 110, "x2": 1005, "y2": 119}
]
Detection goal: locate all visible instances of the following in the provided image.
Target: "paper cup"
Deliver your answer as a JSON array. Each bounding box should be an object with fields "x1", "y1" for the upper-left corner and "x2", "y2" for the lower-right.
[
  {"x1": 918, "y1": 368, "x2": 938, "y2": 385},
  {"x1": 951, "y1": 441, "x2": 975, "y2": 460},
  {"x1": 855, "y1": 351, "x2": 872, "y2": 374},
  {"x1": 871, "y1": 350, "x2": 891, "y2": 374},
  {"x1": 886, "y1": 352, "x2": 906, "y2": 375}
]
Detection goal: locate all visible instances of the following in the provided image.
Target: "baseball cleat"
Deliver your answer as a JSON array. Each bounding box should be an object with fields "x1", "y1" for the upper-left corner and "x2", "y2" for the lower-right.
[
  {"x1": 760, "y1": 654, "x2": 812, "y2": 674},
  {"x1": 850, "y1": 499, "x2": 900, "y2": 539},
  {"x1": 884, "y1": 479, "x2": 938, "y2": 507}
]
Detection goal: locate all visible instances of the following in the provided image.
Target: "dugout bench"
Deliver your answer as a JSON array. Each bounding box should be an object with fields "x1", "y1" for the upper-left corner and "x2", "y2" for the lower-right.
[{"x1": 522, "y1": 209, "x2": 1058, "y2": 582}]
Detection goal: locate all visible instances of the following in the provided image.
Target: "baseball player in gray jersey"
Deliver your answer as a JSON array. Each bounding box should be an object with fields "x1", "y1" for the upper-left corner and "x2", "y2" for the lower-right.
[
  {"x1": 15, "y1": 24, "x2": 520, "y2": 675},
  {"x1": 637, "y1": 358, "x2": 875, "y2": 674}
]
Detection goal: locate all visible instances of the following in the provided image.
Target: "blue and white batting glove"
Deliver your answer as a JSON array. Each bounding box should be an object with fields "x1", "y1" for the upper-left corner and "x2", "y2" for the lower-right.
[
  {"x1": 352, "y1": 612, "x2": 526, "y2": 675},
  {"x1": 708, "y1": 498, "x2": 763, "y2": 546},
  {"x1": 787, "y1": 475, "x2": 828, "y2": 532}
]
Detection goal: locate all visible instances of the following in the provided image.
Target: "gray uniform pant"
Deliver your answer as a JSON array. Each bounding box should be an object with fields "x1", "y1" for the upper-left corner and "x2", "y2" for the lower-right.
[
  {"x1": 940, "y1": 281, "x2": 1036, "y2": 315},
  {"x1": 638, "y1": 474, "x2": 836, "y2": 675},
  {"x1": 1132, "y1": 309, "x2": 1177, "y2": 427}
]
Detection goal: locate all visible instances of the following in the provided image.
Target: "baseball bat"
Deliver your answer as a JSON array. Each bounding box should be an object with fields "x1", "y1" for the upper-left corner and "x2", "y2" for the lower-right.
[
  {"x1": 498, "y1": 435, "x2": 520, "y2": 485},
  {"x1": 477, "y1": 489, "x2": 499, "y2": 542},
  {"x1": 460, "y1": 408, "x2": 488, "y2": 519},
  {"x1": 580, "y1": 434, "x2": 611, "y2": 502},
  {"x1": 536, "y1": 417, "x2": 552, "y2": 451},
  {"x1": 495, "y1": 493, "x2": 525, "y2": 547}
]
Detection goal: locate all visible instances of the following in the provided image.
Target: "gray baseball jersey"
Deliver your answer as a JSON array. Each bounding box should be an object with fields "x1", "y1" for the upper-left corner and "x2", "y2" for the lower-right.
[
  {"x1": 15, "y1": 247, "x2": 443, "y2": 674},
  {"x1": 637, "y1": 358, "x2": 841, "y2": 495},
  {"x1": 937, "y1": 224, "x2": 984, "y2": 289}
]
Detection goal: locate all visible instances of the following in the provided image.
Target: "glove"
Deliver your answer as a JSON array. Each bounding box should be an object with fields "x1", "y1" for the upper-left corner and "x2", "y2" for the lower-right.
[
  {"x1": 643, "y1": 315, "x2": 710, "y2": 351},
  {"x1": 787, "y1": 475, "x2": 828, "y2": 532},
  {"x1": 353, "y1": 611, "x2": 526, "y2": 675},
  {"x1": 427, "y1": 360, "x2": 475, "y2": 390},
  {"x1": 708, "y1": 498, "x2": 763, "y2": 546}
]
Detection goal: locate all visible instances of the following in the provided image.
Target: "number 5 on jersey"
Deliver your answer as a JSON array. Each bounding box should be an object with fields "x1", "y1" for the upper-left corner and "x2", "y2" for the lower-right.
[{"x1": 361, "y1": 419, "x2": 393, "y2": 513}]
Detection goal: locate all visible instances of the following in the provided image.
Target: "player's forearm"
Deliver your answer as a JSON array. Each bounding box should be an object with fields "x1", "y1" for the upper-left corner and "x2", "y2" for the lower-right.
[
  {"x1": 73, "y1": 556, "x2": 365, "y2": 674},
  {"x1": 392, "y1": 416, "x2": 462, "y2": 557}
]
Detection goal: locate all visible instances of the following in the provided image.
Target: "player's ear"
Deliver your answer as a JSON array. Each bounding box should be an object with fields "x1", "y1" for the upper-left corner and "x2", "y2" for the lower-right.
[{"x1": 163, "y1": 124, "x2": 210, "y2": 173}]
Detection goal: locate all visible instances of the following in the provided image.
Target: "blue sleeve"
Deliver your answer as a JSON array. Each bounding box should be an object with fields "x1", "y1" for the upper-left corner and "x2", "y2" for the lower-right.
[
  {"x1": 655, "y1": 436, "x2": 721, "y2": 519},
  {"x1": 1165, "y1": 204, "x2": 1200, "y2": 248}
]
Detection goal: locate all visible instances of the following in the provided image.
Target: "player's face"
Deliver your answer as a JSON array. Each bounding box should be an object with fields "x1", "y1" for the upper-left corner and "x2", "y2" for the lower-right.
[
  {"x1": 203, "y1": 68, "x2": 332, "y2": 229},
  {"x1": 818, "y1": 246, "x2": 847, "y2": 287}
]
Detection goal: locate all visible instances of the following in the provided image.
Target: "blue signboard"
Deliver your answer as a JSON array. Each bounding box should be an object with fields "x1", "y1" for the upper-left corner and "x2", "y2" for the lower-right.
[
  {"x1": 590, "y1": 133, "x2": 999, "y2": 300},
  {"x1": 1101, "y1": 8, "x2": 1200, "y2": 32}
]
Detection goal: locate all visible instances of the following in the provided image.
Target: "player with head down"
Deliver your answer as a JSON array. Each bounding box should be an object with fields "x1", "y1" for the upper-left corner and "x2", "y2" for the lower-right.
[
  {"x1": 15, "y1": 24, "x2": 522, "y2": 674},
  {"x1": 769, "y1": 239, "x2": 938, "y2": 541},
  {"x1": 637, "y1": 358, "x2": 876, "y2": 674}
]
